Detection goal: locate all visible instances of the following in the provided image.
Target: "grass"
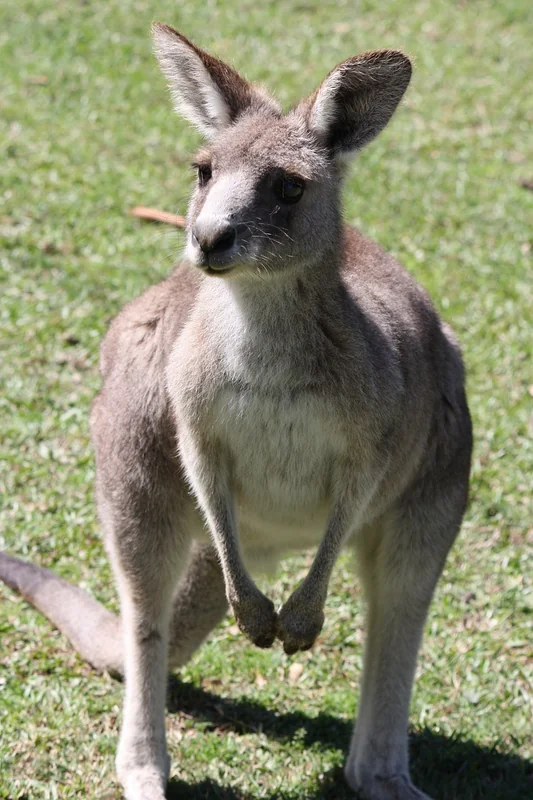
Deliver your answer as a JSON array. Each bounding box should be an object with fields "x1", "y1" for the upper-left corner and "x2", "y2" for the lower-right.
[{"x1": 0, "y1": 0, "x2": 532, "y2": 797}]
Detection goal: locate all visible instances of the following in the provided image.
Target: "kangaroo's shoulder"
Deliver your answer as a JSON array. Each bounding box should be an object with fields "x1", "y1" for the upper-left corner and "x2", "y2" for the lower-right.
[
  {"x1": 91, "y1": 263, "x2": 202, "y2": 455},
  {"x1": 98, "y1": 263, "x2": 201, "y2": 381},
  {"x1": 341, "y1": 225, "x2": 431, "y2": 307},
  {"x1": 341, "y1": 224, "x2": 450, "y2": 340},
  {"x1": 341, "y1": 223, "x2": 466, "y2": 384}
]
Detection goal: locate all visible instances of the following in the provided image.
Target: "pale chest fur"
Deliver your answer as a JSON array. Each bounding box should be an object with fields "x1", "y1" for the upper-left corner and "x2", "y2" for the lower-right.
[
  {"x1": 169, "y1": 284, "x2": 354, "y2": 549},
  {"x1": 214, "y1": 382, "x2": 344, "y2": 536}
]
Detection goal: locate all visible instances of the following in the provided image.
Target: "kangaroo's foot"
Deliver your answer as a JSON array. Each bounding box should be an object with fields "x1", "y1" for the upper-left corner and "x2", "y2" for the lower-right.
[
  {"x1": 344, "y1": 764, "x2": 433, "y2": 800},
  {"x1": 117, "y1": 740, "x2": 170, "y2": 800}
]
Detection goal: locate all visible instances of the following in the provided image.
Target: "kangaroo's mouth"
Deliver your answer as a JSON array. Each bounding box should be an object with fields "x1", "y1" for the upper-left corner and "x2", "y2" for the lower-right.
[
  {"x1": 202, "y1": 265, "x2": 235, "y2": 276},
  {"x1": 195, "y1": 248, "x2": 238, "y2": 275}
]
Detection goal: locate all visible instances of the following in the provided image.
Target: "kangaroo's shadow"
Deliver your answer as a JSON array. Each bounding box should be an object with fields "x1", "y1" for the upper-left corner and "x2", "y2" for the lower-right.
[{"x1": 165, "y1": 677, "x2": 533, "y2": 800}]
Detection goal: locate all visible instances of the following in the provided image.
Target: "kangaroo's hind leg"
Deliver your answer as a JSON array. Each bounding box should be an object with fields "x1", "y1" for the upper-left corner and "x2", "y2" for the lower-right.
[
  {"x1": 101, "y1": 485, "x2": 190, "y2": 800},
  {"x1": 168, "y1": 540, "x2": 228, "y2": 670},
  {"x1": 93, "y1": 387, "x2": 195, "y2": 800},
  {"x1": 345, "y1": 475, "x2": 469, "y2": 800}
]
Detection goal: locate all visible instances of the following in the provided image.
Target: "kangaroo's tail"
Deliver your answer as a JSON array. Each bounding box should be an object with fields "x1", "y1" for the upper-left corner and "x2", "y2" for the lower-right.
[{"x1": 0, "y1": 552, "x2": 123, "y2": 677}]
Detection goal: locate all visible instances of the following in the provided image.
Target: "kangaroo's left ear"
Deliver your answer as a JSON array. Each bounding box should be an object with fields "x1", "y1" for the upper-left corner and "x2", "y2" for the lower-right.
[
  {"x1": 152, "y1": 23, "x2": 280, "y2": 138},
  {"x1": 300, "y1": 50, "x2": 412, "y2": 157}
]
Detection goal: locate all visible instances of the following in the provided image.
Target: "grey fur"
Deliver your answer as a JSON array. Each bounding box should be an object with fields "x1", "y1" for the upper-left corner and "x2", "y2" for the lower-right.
[{"x1": 0, "y1": 25, "x2": 471, "y2": 800}]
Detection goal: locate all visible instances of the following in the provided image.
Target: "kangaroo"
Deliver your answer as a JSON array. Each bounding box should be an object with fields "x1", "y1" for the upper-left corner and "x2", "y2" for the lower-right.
[{"x1": 0, "y1": 23, "x2": 472, "y2": 800}]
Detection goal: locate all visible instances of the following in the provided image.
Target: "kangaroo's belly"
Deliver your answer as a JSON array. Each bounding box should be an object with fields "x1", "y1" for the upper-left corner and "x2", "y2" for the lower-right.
[{"x1": 213, "y1": 386, "x2": 346, "y2": 550}]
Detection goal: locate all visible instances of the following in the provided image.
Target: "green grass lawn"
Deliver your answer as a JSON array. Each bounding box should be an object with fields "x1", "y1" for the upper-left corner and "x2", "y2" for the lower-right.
[{"x1": 1, "y1": 0, "x2": 532, "y2": 797}]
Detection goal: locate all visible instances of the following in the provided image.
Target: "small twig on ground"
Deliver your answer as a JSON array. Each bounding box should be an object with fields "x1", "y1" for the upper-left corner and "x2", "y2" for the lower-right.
[{"x1": 130, "y1": 206, "x2": 187, "y2": 227}]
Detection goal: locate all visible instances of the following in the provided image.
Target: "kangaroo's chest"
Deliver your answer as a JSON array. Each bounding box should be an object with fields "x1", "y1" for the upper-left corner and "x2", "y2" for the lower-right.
[
  {"x1": 171, "y1": 291, "x2": 354, "y2": 545},
  {"x1": 212, "y1": 381, "x2": 345, "y2": 525}
]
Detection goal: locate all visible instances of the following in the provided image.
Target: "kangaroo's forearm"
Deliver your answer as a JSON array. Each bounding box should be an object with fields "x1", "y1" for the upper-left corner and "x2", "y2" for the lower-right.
[{"x1": 179, "y1": 436, "x2": 278, "y2": 647}]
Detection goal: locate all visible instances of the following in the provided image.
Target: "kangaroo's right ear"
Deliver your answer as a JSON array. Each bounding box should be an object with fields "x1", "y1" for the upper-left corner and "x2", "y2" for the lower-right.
[
  {"x1": 301, "y1": 50, "x2": 412, "y2": 157},
  {"x1": 152, "y1": 24, "x2": 280, "y2": 138}
]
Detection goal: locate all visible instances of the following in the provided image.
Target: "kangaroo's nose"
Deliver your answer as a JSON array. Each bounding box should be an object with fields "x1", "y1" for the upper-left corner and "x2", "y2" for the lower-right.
[{"x1": 193, "y1": 222, "x2": 236, "y2": 256}]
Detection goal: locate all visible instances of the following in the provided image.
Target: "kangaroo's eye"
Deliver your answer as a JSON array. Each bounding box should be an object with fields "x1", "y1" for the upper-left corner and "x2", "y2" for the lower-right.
[
  {"x1": 196, "y1": 164, "x2": 212, "y2": 186},
  {"x1": 276, "y1": 176, "x2": 305, "y2": 204}
]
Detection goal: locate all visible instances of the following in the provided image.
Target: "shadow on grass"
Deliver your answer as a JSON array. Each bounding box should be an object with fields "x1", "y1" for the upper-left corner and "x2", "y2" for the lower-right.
[{"x1": 166, "y1": 677, "x2": 533, "y2": 800}]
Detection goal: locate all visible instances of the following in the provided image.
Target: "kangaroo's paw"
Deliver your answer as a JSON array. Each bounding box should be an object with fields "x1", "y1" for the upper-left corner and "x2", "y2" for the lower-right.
[
  {"x1": 276, "y1": 591, "x2": 325, "y2": 655},
  {"x1": 230, "y1": 588, "x2": 278, "y2": 648}
]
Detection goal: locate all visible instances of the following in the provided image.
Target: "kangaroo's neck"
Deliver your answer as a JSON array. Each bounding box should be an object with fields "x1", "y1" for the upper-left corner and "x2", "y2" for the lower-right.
[
  {"x1": 190, "y1": 250, "x2": 350, "y2": 389},
  {"x1": 199, "y1": 249, "x2": 343, "y2": 334}
]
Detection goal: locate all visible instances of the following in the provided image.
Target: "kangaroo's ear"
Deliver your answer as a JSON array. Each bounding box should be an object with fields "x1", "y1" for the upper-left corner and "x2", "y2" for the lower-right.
[
  {"x1": 152, "y1": 24, "x2": 280, "y2": 138},
  {"x1": 301, "y1": 50, "x2": 412, "y2": 157}
]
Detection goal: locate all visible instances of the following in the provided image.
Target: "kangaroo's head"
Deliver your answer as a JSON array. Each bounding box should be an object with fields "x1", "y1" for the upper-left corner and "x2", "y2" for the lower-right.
[{"x1": 153, "y1": 24, "x2": 411, "y2": 279}]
